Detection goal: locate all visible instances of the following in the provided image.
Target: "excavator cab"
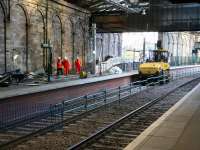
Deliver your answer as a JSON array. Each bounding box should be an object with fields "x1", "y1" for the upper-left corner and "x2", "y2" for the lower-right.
[
  {"x1": 148, "y1": 50, "x2": 169, "y2": 63},
  {"x1": 139, "y1": 49, "x2": 170, "y2": 79}
]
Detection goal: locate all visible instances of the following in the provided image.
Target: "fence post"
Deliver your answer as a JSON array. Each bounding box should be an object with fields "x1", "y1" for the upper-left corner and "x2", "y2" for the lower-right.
[
  {"x1": 118, "y1": 86, "x2": 121, "y2": 102},
  {"x1": 61, "y1": 102, "x2": 64, "y2": 120},
  {"x1": 104, "y1": 89, "x2": 107, "y2": 104},
  {"x1": 61, "y1": 101, "x2": 64, "y2": 129},
  {"x1": 139, "y1": 81, "x2": 142, "y2": 92},
  {"x1": 50, "y1": 104, "x2": 53, "y2": 123},
  {"x1": 85, "y1": 95, "x2": 88, "y2": 111}
]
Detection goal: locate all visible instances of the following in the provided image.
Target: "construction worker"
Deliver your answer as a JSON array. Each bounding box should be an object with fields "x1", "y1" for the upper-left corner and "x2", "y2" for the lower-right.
[
  {"x1": 62, "y1": 56, "x2": 71, "y2": 75},
  {"x1": 57, "y1": 57, "x2": 62, "y2": 75},
  {"x1": 75, "y1": 57, "x2": 81, "y2": 74}
]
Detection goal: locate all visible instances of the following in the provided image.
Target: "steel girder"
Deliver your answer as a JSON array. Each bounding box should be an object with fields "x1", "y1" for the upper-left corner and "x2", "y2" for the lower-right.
[
  {"x1": 94, "y1": 3, "x2": 200, "y2": 32},
  {"x1": 67, "y1": 0, "x2": 149, "y2": 15}
]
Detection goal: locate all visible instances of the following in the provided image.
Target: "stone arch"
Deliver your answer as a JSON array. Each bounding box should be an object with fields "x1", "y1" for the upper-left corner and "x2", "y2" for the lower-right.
[
  {"x1": 114, "y1": 34, "x2": 118, "y2": 56},
  {"x1": 171, "y1": 33, "x2": 176, "y2": 56},
  {"x1": 166, "y1": 32, "x2": 170, "y2": 51},
  {"x1": 29, "y1": 9, "x2": 45, "y2": 72},
  {"x1": 69, "y1": 17, "x2": 76, "y2": 67},
  {"x1": 10, "y1": 4, "x2": 29, "y2": 72},
  {"x1": 74, "y1": 19, "x2": 84, "y2": 64},
  {"x1": 52, "y1": 14, "x2": 63, "y2": 69},
  {"x1": 0, "y1": 3, "x2": 5, "y2": 73},
  {"x1": 117, "y1": 34, "x2": 121, "y2": 57},
  {"x1": 183, "y1": 34, "x2": 188, "y2": 56},
  {"x1": 63, "y1": 17, "x2": 73, "y2": 65},
  {"x1": 79, "y1": 19, "x2": 86, "y2": 67}
]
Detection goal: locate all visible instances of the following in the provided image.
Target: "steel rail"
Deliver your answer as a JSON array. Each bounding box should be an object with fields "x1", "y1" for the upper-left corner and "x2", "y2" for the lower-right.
[
  {"x1": 0, "y1": 76, "x2": 164, "y2": 149},
  {"x1": 0, "y1": 99, "x2": 118, "y2": 149},
  {"x1": 68, "y1": 76, "x2": 200, "y2": 150},
  {"x1": 1, "y1": 68, "x2": 200, "y2": 149}
]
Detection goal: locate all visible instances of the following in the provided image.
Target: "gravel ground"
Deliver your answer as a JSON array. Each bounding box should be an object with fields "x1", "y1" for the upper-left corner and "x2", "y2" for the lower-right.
[
  {"x1": 13, "y1": 75, "x2": 199, "y2": 150},
  {"x1": 83, "y1": 77, "x2": 200, "y2": 150}
]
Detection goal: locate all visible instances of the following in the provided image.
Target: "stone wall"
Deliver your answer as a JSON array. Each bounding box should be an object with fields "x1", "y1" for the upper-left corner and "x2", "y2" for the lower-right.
[
  {"x1": 0, "y1": 0, "x2": 123, "y2": 74},
  {"x1": 0, "y1": 5, "x2": 5, "y2": 73},
  {"x1": 0, "y1": 0, "x2": 90, "y2": 74}
]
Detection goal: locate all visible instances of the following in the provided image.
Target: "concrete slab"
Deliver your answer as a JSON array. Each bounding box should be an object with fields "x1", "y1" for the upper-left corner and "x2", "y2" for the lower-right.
[
  {"x1": 138, "y1": 136, "x2": 178, "y2": 150},
  {"x1": 124, "y1": 81, "x2": 200, "y2": 150},
  {"x1": 172, "y1": 108, "x2": 200, "y2": 150}
]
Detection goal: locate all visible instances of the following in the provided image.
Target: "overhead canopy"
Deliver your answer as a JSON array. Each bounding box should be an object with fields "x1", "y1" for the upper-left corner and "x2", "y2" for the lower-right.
[
  {"x1": 67, "y1": 0, "x2": 149, "y2": 15},
  {"x1": 67, "y1": 0, "x2": 200, "y2": 32},
  {"x1": 169, "y1": 0, "x2": 200, "y2": 3}
]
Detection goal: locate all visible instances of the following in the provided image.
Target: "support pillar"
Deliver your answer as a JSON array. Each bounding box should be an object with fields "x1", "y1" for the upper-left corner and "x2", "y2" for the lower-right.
[{"x1": 91, "y1": 23, "x2": 97, "y2": 74}]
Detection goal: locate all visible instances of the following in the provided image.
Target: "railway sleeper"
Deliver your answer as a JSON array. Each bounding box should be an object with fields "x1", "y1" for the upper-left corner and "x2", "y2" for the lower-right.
[
  {"x1": 96, "y1": 139, "x2": 129, "y2": 147},
  {"x1": 110, "y1": 133, "x2": 137, "y2": 140},
  {"x1": 119, "y1": 126, "x2": 144, "y2": 133},
  {"x1": 99, "y1": 138, "x2": 130, "y2": 146},
  {"x1": 115, "y1": 129, "x2": 141, "y2": 135},
  {"x1": 63, "y1": 130, "x2": 89, "y2": 137},
  {"x1": 0, "y1": 138, "x2": 13, "y2": 144},
  {"x1": 0, "y1": 134, "x2": 20, "y2": 144},
  {"x1": 90, "y1": 143, "x2": 124, "y2": 150},
  {"x1": 24, "y1": 124, "x2": 46, "y2": 129},
  {"x1": 103, "y1": 135, "x2": 132, "y2": 143},
  {"x1": 7, "y1": 130, "x2": 31, "y2": 135}
]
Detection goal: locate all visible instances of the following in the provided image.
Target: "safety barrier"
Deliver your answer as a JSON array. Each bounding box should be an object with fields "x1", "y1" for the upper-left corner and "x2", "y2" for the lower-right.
[
  {"x1": 1, "y1": 66, "x2": 200, "y2": 130},
  {"x1": 170, "y1": 56, "x2": 200, "y2": 66},
  {"x1": 97, "y1": 56, "x2": 200, "y2": 74}
]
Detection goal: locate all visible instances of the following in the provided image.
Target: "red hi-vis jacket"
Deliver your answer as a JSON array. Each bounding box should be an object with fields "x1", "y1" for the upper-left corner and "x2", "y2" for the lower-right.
[
  {"x1": 75, "y1": 58, "x2": 81, "y2": 74},
  {"x1": 57, "y1": 58, "x2": 62, "y2": 69},
  {"x1": 62, "y1": 59, "x2": 71, "y2": 75}
]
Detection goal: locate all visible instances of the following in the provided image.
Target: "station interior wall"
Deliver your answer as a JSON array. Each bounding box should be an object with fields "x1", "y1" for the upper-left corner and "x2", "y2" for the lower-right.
[
  {"x1": 161, "y1": 32, "x2": 197, "y2": 57},
  {"x1": 0, "y1": 0, "x2": 123, "y2": 74},
  {"x1": 96, "y1": 33, "x2": 122, "y2": 62}
]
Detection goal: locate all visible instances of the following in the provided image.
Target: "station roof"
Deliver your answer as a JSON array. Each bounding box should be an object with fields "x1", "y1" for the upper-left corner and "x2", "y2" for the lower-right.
[
  {"x1": 67, "y1": 0, "x2": 200, "y2": 32},
  {"x1": 67, "y1": 0, "x2": 149, "y2": 15},
  {"x1": 169, "y1": 0, "x2": 200, "y2": 3}
]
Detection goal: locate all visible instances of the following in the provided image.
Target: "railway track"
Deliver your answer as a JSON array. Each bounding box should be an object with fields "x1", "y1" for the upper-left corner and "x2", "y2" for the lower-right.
[
  {"x1": 0, "y1": 73, "x2": 199, "y2": 150},
  {"x1": 0, "y1": 77, "x2": 155, "y2": 149},
  {"x1": 68, "y1": 77, "x2": 200, "y2": 150}
]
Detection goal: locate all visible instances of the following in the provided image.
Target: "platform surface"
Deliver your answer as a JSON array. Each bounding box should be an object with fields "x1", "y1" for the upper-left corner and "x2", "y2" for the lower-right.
[
  {"x1": 0, "y1": 71, "x2": 137, "y2": 100},
  {"x1": 0, "y1": 65, "x2": 199, "y2": 100},
  {"x1": 125, "y1": 81, "x2": 200, "y2": 150}
]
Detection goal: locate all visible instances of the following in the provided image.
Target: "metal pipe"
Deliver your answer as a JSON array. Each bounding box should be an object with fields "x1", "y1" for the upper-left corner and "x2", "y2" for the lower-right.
[
  {"x1": 45, "y1": 0, "x2": 48, "y2": 71},
  {"x1": 4, "y1": 15, "x2": 7, "y2": 72},
  {"x1": 176, "y1": 33, "x2": 179, "y2": 66},
  {"x1": 167, "y1": 32, "x2": 170, "y2": 51},
  {"x1": 26, "y1": 22, "x2": 29, "y2": 72},
  {"x1": 72, "y1": 21, "x2": 75, "y2": 71},
  {"x1": 59, "y1": 16, "x2": 63, "y2": 58},
  {"x1": 92, "y1": 23, "x2": 97, "y2": 74}
]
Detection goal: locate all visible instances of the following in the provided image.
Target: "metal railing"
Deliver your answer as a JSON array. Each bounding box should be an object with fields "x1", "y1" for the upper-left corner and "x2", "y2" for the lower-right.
[
  {"x1": 1, "y1": 66, "x2": 200, "y2": 130},
  {"x1": 170, "y1": 56, "x2": 200, "y2": 66},
  {"x1": 97, "y1": 56, "x2": 200, "y2": 74}
]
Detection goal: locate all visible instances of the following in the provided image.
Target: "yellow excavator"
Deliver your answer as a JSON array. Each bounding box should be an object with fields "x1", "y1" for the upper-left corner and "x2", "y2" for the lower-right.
[{"x1": 138, "y1": 49, "x2": 170, "y2": 80}]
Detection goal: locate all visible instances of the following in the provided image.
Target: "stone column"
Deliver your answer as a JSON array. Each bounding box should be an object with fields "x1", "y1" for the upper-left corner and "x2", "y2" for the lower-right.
[{"x1": 91, "y1": 23, "x2": 96, "y2": 74}]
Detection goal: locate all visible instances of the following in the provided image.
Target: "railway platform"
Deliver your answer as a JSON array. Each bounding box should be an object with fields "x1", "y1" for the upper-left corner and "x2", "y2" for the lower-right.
[
  {"x1": 125, "y1": 79, "x2": 200, "y2": 150},
  {"x1": 0, "y1": 71, "x2": 137, "y2": 101},
  {"x1": 1, "y1": 65, "x2": 199, "y2": 101}
]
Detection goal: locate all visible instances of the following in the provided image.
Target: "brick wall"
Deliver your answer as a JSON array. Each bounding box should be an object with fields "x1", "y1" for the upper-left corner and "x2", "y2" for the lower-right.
[{"x1": 0, "y1": 0, "x2": 89, "y2": 74}]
